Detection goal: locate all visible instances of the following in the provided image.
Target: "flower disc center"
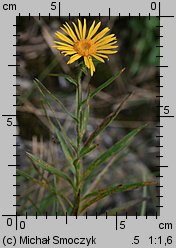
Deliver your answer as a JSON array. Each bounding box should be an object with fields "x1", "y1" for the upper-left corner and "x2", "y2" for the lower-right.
[{"x1": 74, "y1": 39, "x2": 96, "y2": 56}]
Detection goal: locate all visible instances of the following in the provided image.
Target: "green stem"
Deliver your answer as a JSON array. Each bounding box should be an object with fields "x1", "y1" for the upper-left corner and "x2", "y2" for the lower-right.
[
  {"x1": 76, "y1": 71, "x2": 82, "y2": 152},
  {"x1": 73, "y1": 68, "x2": 83, "y2": 215}
]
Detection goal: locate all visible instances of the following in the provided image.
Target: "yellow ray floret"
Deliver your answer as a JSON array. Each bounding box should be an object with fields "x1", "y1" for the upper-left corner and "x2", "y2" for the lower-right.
[{"x1": 53, "y1": 18, "x2": 118, "y2": 76}]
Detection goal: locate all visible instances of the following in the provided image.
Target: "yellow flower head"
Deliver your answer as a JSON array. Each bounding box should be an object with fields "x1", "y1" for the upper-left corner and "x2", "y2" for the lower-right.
[{"x1": 53, "y1": 19, "x2": 118, "y2": 76}]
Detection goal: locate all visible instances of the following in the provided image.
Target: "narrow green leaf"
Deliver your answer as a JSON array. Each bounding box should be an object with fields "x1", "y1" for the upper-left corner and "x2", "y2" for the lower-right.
[
  {"x1": 34, "y1": 79, "x2": 77, "y2": 121},
  {"x1": 89, "y1": 68, "x2": 125, "y2": 100},
  {"x1": 54, "y1": 126, "x2": 75, "y2": 168},
  {"x1": 17, "y1": 168, "x2": 72, "y2": 214},
  {"x1": 80, "y1": 144, "x2": 98, "y2": 158},
  {"x1": 26, "y1": 152, "x2": 75, "y2": 192},
  {"x1": 44, "y1": 111, "x2": 76, "y2": 175},
  {"x1": 101, "y1": 199, "x2": 144, "y2": 216},
  {"x1": 84, "y1": 92, "x2": 132, "y2": 148},
  {"x1": 140, "y1": 173, "x2": 148, "y2": 216},
  {"x1": 16, "y1": 169, "x2": 48, "y2": 188},
  {"x1": 85, "y1": 151, "x2": 127, "y2": 195},
  {"x1": 83, "y1": 125, "x2": 145, "y2": 179},
  {"x1": 26, "y1": 196, "x2": 43, "y2": 215},
  {"x1": 37, "y1": 83, "x2": 76, "y2": 168},
  {"x1": 39, "y1": 194, "x2": 55, "y2": 213},
  {"x1": 53, "y1": 175, "x2": 60, "y2": 213},
  {"x1": 79, "y1": 182, "x2": 157, "y2": 214},
  {"x1": 49, "y1": 74, "x2": 77, "y2": 86}
]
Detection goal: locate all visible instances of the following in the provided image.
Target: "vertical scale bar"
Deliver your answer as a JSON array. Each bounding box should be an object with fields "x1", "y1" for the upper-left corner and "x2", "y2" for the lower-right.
[
  {"x1": 14, "y1": 19, "x2": 18, "y2": 210},
  {"x1": 15, "y1": 15, "x2": 21, "y2": 210},
  {"x1": 153, "y1": 1, "x2": 162, "y2": 214},
  {"x1": 158, "y1": 1, "x2": 162, "y2": 211},
  {"x1": 15, "y1": 16, "x2": 18, "y2": 209}
]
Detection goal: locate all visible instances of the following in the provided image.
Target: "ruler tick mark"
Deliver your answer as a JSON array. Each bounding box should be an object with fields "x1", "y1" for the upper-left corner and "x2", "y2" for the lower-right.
[
  {"x1": 136, "y1": 212, "x2": 138, "y2": 219},
  {"x1": 157, "y1": 115, "x2": 174, "y2": 118},
  {"x1": 8, "y1": 165, "x2": 21, "y2": 167},
  {"x1": 156, "y1": 165, "x2": 168, "y2": 168},
  {"x1": 125, "y1": 212, "x2": 128, "y2": 219},
  {"x1": 13, "y1": 54, "x2": 21, "y2": 57},
  {"x1": 116, "y1": 212, "x2": 118, "y2": 230},
  {"x1": 156, "y1": 212, "x2": 158, "y2": 219},
  {"x1": 66, "y1": 212, "x2": 67, "y2": 224}
]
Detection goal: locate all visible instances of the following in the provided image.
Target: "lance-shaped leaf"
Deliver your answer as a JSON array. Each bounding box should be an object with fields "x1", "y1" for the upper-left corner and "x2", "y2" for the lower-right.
[
  {"x1": 26, "y1": 152, "x2": 75, "y2": 192},
  {"x1": 34, "y1": 79, "x2": 77, "y2": 121},
  {"x1": 49, "y1": 74, "x2": 77, "y2": 86},
  {"x1": 54, "y1": 125, "x2": 75, "y2": 168},
  {"x1": 79, "y1": 182, "x2": 157, "y2": 214},
  {"x1": 26, "y1": 196, "x2": 43, "y2": 215},
  {"x1": 39, "y1": 194, "x2": 55, "y2": 214},
  {"x1": 83, "y1": 125, "x2": 145, "y2": 179},
  {"x1": 16, "y1": 169, "x2": 48, "y2": 188},
  {"x1": 37, "y1": 83, "x2": 76, "y2": 167},
  {"x1": 80, "y1": 144, "x2": 98, "y2": 158},
  {"x1": 83, "y1": 92, "x2": 132, "y2": 149},
  {"x1": 101, "y1": 199, "x2": 146, "y2": 216},
  {"x1": 82, "y1": 68, "x2": 125, "y2": 106}
]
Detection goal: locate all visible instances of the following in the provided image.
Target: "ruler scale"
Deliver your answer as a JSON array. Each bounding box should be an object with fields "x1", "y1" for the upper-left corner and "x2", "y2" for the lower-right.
[{"x1": 0, "y1": 0, "x2": 175, "y2": 247}]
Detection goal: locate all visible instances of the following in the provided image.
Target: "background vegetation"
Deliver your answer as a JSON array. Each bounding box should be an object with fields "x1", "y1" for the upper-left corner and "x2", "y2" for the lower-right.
[{"x1": 16, "y1": 16, "x2": 160, "y2": 216}]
